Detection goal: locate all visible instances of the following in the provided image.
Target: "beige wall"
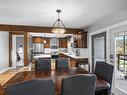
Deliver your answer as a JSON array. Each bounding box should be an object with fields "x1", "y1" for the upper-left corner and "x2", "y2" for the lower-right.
[{"x1": 0, "y1": 31, "x2": 9, "y2": 73}]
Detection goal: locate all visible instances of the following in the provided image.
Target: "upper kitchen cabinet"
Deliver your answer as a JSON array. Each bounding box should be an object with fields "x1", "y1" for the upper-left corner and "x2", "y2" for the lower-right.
[
  {"x1": 33, "y1": 37, "x2": 43, "y2": 43},
  {"x1": 74, "y1": 32, "x2": 87, "y2": 48},
  {"x1": 59, "y1": 38, "x2": 67, "y2": 48},
  {"x1": 44, "y1": 38, "x2": 50, "y2": 48},
  {"x1": 32, "y1": 37, "x2": 50, "y2": 48}
]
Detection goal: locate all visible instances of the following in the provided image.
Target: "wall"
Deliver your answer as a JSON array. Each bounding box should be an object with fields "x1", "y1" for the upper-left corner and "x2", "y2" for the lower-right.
[
  {"x1": 0, "y1": 32, "x2": 9, "y2": 72},
  {"x1": 87, "y1": 7, "x2": 127, "y2": 95},
  {"x1": 88, "y1": 19, "x2": 127, "y2": 95},
  {"x1": 12, "y1": 35, "x2": 16, "y2": 68},
  {"x1": 78, "y1": 48, "x2": 88, "y2": 58}
]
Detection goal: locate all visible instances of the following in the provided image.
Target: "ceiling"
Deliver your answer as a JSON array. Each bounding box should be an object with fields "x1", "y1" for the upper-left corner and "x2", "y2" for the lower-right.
[{"x1": 0, "y1": 0, "x2": 127, "y2": 29}]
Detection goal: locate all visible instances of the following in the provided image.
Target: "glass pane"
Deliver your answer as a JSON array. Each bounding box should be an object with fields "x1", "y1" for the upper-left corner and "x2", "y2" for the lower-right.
[
  {"x1": 125, "y1": 36, "x2": 127, "y2": 54},
  {"x1": 115, "y1": 36, "x2": 124, "y2": 54},
  {"x1": 115, "y1": 36, "x2": 124, "y2": 71},
  {"x1": 125, "y1": 36, "x2": 127, "y2": 73}
]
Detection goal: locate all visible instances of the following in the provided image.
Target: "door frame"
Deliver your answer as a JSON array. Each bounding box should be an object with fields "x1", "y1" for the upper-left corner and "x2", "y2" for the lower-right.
[
  {"x1": 9, "y1": 32, "x2": 28, "y2": 67},
  {"x1": 91, "y1": 32, "x2": 106, "y2": 72}
]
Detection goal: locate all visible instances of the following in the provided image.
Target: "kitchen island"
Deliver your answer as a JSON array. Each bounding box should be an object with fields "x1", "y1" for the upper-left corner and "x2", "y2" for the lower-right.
[
  {"x1": 33, "y1": 54, "x2": 51, "y2": 59},
  {"x1": 33, "y1": 52, "x2": 89, "y2": 70},
  {"x1": 60, "y1": 52, "x2": 88, "y2": 67}
]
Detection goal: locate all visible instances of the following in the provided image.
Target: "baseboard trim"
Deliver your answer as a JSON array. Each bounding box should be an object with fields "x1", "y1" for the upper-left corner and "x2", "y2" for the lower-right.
[{"x1": 0, "y1": 67, "x2": 14, "y2": 74}]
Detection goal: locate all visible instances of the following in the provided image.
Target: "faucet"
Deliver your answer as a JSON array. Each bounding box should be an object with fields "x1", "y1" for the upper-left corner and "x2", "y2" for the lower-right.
[{"x1": 75, "y1": 49, "x2": 80, "y2": 56}]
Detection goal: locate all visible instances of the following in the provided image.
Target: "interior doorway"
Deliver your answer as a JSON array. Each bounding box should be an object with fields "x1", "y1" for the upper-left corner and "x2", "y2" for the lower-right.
[{"x1": 10, "y1": 33, "x2": 25, "y2": 68}]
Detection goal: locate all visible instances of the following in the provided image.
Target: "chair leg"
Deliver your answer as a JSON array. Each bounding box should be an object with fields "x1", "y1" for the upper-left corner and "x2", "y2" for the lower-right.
[
  {"x1": 95, "y1": 89, "x2": 110, "y2": 95},
  {"x1": 106, "y1": 88, "x2": 111, "y2": 95}
]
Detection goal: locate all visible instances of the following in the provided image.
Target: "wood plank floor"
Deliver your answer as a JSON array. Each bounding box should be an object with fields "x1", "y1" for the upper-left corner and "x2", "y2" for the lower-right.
[{"x1": 0, "y1": 67, "x2": 30, "y2": 86}]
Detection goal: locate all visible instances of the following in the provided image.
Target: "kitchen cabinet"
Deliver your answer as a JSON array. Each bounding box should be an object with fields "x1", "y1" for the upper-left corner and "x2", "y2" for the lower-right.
[
  {"x1": 70, "y1": 58, "x2": 88, "y2": 67},
  {"x1": 74, "y1": 32, "x2": 87, "y2": 48},
  {"x1": 33, "y1": 37, "x2": 50, "y2": 48},
  {"x1": 70, "y1": 58, "x2": 77, "y2": 67},
  {"x1": 44, "y1": 38, "x2": 50, "y2": 48},
  {"x1": 59, "y1": 38, "x2": 67, "y2": 48},
  {"x1": 33, "y1": 37, "x2": 43, "y2": 43},
  {"x1": 59, "y1": 53, "x2": 88, "y2": 68}
]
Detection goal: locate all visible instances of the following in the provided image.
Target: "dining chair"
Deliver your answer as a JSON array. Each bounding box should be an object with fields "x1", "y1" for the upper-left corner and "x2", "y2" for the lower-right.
[
  {"x1": 56, "y1": 58, "x2": 69, "y2": 69},
  {"x1": 94, "y1": 61, "x2": 114, "y2": 95},
  {"x1": 7, "y1": 79, "x2": 55, "y2": 95},
  {"x1": 35, "y1": 58, "x2": 51, "y2": 71},
  {"x1": 61, "y1": 74, "x2": 96, "y2": 95}
]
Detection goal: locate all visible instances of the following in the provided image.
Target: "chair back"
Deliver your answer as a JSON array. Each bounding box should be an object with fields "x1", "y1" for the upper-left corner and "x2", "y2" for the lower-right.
[
  {"x1": 62, "y1": 74, "x2": 96, "y2": 95},
  {"x1": 94, "y1": 61, "x2": 114, "y2": 85},
  {"x1": 94, "y1": 61, "x2": 114, "y2": 95},
  {"x1": 35, "y1": 58, "x2": 51, "y2": 71},
  {"x1": 56, "y1": 58, "x2": 69, "y2": 69},
  {"x1": 7, "y1": 79, "x2": 55, "y2": 95}
]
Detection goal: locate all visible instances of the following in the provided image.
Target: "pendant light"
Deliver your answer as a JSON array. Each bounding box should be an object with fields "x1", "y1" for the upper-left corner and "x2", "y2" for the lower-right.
[{"x1": 51, "y1": 9, "x2": 66, "y2": 34}]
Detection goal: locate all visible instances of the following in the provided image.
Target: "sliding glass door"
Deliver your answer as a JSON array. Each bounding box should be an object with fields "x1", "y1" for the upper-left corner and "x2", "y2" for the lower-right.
[{"x1": 115, "y1": 35, "x2": 127, "y2": 73}]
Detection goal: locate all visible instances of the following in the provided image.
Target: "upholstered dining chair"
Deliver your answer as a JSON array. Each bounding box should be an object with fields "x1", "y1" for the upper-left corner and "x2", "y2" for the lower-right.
[
  {"x1": 7, "y1": 79, "x2": 55, "y2": 95},
  {"x1": 94, "y1": 61, "x2": 114, "y2": 95},
  {"x1": 56, "y1": 58, "x2": 69, "y2": 69},
  {"x1": 61, "y1": 74, "x2": 96, "y2": 95},
  {"x1": 35, "y1": 58, "x2": 51, "y2": 71}
]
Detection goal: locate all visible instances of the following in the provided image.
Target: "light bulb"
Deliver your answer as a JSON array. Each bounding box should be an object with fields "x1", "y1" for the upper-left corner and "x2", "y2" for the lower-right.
[{"x1": 43, "y1": 40, "x2": 46, "y2": 44}]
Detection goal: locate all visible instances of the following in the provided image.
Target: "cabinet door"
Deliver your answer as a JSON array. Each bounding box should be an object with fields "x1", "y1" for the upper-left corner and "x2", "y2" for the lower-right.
[
  {"x1": 70, "y1": 58, "x2": 76, "y2": 67},
  {"x1": 59, "y1": 38, "x2": 67, "y2": 48},
  {"x1": 82, "y1": 32, "x2": 87, "y2": 48},
  {"x1": 44, "y1": 38, "x2": 50, "y2": 48},
  {"x1": 74, "y1": 32, "x2": 87, "y2": 48},
  {"x1": 63, "y1": 38, "x2": 67, "y2": 48},
  {"x1": 59, "y1": 38, "x2": 62, "y2": 48},
  {"x1": 33, "y1": 37, "x2": 43, "y2": 43}
]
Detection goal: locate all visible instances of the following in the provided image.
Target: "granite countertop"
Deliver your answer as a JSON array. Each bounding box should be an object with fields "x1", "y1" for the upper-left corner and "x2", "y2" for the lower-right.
[
  {"x1": 61, "y1": 52, "x2": 88, "y2": 59},
  {"x1": 33, "y1": 54, "x2": 51, "y2": 59}
]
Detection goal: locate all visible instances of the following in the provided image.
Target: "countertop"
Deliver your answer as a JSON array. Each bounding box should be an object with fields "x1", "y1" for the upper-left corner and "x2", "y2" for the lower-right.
[
  {"x1": 33, "y1": 52, "x2": 88, "y2": 59},
  {"x1": 33, "y1": 54, "x2": 51, "y2": 59},
  {"x1": 61, "y1": 52, "x2": 88, "y2": 59}
]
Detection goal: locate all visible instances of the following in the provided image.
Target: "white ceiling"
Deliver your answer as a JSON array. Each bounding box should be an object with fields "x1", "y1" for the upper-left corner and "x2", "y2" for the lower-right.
[{"x1": 0, "y1": 0, "x2": 127, "y2": 29}]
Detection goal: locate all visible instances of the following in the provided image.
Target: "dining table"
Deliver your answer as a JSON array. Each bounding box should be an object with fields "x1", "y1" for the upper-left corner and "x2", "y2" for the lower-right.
[{"x1": 0, "y1": 67, "x2": 110, "y2": 95}]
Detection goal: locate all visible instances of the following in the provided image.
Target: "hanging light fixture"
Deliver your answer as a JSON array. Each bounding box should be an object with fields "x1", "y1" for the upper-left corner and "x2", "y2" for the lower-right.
[{"x1": 51, "y1": 9, "x2": 66, "y2": 34}]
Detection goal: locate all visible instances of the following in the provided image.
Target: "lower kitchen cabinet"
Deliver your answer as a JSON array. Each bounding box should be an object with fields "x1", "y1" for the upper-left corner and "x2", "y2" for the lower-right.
[
  {"x1": 70, "y1": 58, "x2": 76, "y2": 67},
  {"x1": 69, "y1": 58, "x2": 88, "y2": 67},
  {"x1": 59, "y1": 53, "x2": 88, "y2": 68}
]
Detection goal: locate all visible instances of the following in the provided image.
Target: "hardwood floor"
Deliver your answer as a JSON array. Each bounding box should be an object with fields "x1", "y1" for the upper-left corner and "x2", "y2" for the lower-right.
[
  {"x1": 0, "y1": 69, "x2": 17, "y2": 86},
  {"x1": 0, "y1": 66, "x2": 30, "y2": 86}
]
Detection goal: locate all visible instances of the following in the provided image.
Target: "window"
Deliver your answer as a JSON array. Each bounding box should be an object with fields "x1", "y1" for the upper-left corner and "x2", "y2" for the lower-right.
[
  {"x1": 115, "y1": 35, "x2": 127, "y2": 73},
  {"x1": 115, "y1": 34, "x2": 127, "y2": 92}
]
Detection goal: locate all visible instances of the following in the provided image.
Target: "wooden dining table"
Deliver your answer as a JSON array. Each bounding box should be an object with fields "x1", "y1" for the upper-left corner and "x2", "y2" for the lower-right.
[{"x1": 0, "y1": 67, "x2": 110, "y2": 95}]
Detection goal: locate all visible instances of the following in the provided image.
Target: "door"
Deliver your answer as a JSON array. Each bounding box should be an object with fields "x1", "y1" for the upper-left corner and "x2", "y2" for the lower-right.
[{"x1": 92, "y1": 32, "x2": 106, "y2": 72}]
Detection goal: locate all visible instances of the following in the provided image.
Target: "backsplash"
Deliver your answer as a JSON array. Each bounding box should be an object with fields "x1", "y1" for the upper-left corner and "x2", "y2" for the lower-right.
[{"x1": 78, "y1": 48, "x2": 88, "y2": 58}]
